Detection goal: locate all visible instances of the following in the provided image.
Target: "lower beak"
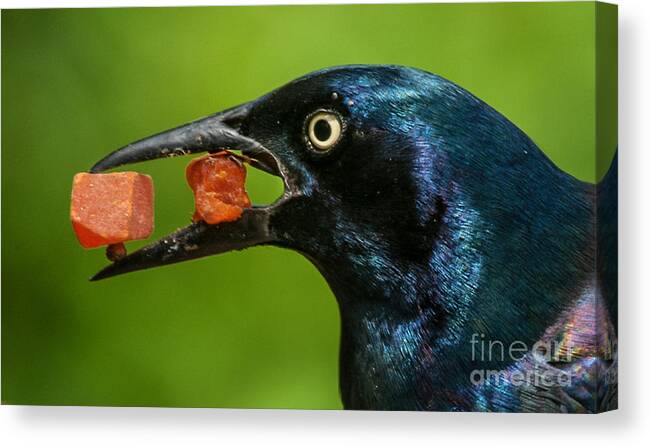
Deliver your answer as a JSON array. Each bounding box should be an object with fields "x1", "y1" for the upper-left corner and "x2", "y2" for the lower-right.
[{"x1": 89, "y1": 101, "x2": 284, "y2": 281}]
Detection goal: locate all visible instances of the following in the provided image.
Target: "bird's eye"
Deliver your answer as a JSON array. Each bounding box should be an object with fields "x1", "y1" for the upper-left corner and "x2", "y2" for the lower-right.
[{"x1": 307, "y1": 111, "x2": 342, "y2": 151}]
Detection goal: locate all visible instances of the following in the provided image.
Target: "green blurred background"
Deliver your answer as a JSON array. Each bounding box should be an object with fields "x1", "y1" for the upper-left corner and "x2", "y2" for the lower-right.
[{"x1": 2, "y1": 3, "x2": 615, "y2": 408}]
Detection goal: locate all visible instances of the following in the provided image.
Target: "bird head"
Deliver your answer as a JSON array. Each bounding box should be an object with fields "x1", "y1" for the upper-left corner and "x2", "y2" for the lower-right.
[
  {"x1": 91, "y1": 66, "x2": 445, "y2": 281},
  {"x1": 90, "y1": 65, "x2": 576, "y2": 321}
]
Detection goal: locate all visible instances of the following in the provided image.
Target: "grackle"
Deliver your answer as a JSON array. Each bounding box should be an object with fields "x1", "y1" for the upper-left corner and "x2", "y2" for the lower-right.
[{"x1": 89, "y1": 65, "x2": 617, "y2": 413}]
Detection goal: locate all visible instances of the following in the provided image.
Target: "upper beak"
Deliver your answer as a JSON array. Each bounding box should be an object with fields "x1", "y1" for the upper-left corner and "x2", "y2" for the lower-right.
[
  {"x1": 90, "y1": 102, "x2": 281, "y2": 176},
  {"x1": 89, "y1": 101, "x2": 285, "y2": 281}
]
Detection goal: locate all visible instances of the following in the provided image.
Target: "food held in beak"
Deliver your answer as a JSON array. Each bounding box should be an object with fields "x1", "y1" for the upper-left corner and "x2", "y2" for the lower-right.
[
  {"x1": 105, "y1": 242, "x2": 127, "y2": 262},
  {"x1": 70, "y1": 172, "x2": 154, "y2": 249},
  {"x1": 186, "y1": 152, "x2": 251, "y2": 225}
]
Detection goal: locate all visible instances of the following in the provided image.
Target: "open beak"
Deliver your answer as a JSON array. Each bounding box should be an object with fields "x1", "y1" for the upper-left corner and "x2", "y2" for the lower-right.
[{"x1": 89, "y1": 101, "x2": 286, "y2": 281}]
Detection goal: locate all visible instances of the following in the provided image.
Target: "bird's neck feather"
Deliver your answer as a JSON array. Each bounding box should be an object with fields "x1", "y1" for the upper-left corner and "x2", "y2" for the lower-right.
[{"x1": 312, "y1": 173, "x2": 594, "y2": 410}]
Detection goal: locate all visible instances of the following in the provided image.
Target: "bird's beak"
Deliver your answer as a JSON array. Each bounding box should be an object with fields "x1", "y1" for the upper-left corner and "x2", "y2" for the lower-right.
[{"x1": 89, "y1": 101, "x2": 288, "y2": 281}]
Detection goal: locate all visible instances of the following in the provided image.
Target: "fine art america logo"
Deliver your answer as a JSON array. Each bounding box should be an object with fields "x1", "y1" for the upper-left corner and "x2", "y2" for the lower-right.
[{"x1": 468, "y1": 333, "x2": 575, "y2": 388}]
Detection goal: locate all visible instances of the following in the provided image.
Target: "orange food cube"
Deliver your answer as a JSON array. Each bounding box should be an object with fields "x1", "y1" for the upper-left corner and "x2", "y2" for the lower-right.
[
  {"x1": 186, "y1": 152, "x2": 251, "y2": 225},
  {"x1": 70, "y1": 172, "x2": 154, "y2": 248}
]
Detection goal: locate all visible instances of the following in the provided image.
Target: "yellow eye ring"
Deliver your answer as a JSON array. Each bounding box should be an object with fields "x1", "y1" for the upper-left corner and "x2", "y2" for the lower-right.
[{"x1": 307, "y1": 111, "x2": 342, "y2": 151}]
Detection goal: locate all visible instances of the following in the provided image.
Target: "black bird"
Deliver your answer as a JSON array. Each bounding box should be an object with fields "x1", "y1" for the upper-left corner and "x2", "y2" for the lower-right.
[{"x1": 90, "y1": 65, "x2": 618, "y2": 413}]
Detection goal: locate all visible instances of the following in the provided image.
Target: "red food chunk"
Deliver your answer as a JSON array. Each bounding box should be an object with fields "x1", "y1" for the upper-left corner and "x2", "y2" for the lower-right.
[
  {"x1": 186, "y1": 152, "x2": 251, "y2": 224},
  {"x1": 70, "y1": 172, "x2": 154, "y2": 248}
]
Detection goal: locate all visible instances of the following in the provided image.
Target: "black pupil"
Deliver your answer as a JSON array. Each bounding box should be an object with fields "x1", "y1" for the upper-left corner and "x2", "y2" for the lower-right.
[{"x1": 313, "y1": 119, "x2": 332, "y2": 142}]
